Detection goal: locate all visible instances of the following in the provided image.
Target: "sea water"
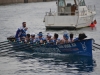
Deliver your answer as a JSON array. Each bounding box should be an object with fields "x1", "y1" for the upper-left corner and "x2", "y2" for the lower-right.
[{"x1": 0, "y1": 0, "x2": 100, "y2": 75}]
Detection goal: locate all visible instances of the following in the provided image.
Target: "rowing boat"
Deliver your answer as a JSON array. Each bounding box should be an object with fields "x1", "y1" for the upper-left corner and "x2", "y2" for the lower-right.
[{"x1": 7, "y1": 37, "x2": 93, "y2": 57}]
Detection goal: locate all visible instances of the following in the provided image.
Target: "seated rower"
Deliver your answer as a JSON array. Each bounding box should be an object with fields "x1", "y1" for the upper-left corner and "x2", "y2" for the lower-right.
[
  {"x1": 60, "y1": 33, "x2": 69, "y2": 44},
  {"x1": 74, "y1": 33, "x2": 87, "y2": 41},
  {"x1": 25, "y1": 34, "x2": 30, "y2": 43},
  {"x1": 36, "y1": 32, "x2": 45, "y2": 44},
  {"x1": 81, "y1": 33, "x2": 87, "y2": 40},
  {"x1": 30, "y1": 33, "x2": 36, "y2": 44},
  {"x1": 52, "y1": 33, "x2": 60, "y2": 45},
  {"x1": 46, "y1": 33, "x2": 53, "y2": 44},
  {"x1": 69, "y1": 33, "x2": 74, "y2": 43}
]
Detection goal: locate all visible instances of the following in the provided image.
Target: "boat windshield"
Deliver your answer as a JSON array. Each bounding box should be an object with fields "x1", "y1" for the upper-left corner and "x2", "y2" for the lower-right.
[
  {"x1": 58, "y1": 0, "x2": 76, "y2": 7},
  {"x1": 79, "y1": 0, "x2": 86, "y2": 6},
  {"x1": 59, "y1": 0, "x2": 65, "y2": 7},
  {"x1": 65, "y1": 0, "x2": 75, "y2": 6},
  {"x1": 58, "y1": 0, "x2": 77, "y2": 16}
]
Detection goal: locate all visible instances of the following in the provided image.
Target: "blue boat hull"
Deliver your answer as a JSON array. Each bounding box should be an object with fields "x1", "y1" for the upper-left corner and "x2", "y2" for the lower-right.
[{"x1": 11, "y1": 39, "x2": 93, "y2": 57}]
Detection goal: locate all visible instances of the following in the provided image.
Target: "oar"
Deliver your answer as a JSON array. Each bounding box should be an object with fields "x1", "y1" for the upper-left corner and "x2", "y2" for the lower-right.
[
  {"x1": 0, "y1": 43, "x2": 37, "y2": 54},
  {"x1": 0, "y1": 41, "x2": 8, "y2": 44},
  {"x1": 0, "y1": 42, "x2": 10, "y2": 46},
  {"x1": 0, "y1": 42, "x2": 28, "y2": 50},
  {"x1": 0, "y1": 44, "x2": 31, "y2": 53},
  {"x1": 0, "y1": 41, "x2": 13, "y2": 47},
  {"x1": 93, "y1": 43, "x2": 100, "y2": 47},
  {"x1": 0, "y1": 42, "x2": 39, "y2": 51},
  {"x1": 93, "y1": 45, "x2": 100, "y2": 50},
  {"x1": 0, "y1": 43, "x2": 12, "y2": 48},
  {"x1": 0, "y1": 42, "x2": 44, "y2": 54}
]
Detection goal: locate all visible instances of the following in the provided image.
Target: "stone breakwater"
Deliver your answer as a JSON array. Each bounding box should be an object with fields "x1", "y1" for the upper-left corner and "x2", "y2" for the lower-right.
[{"x1": 0, "y1": 0, "x2": 54, "y2": 5}]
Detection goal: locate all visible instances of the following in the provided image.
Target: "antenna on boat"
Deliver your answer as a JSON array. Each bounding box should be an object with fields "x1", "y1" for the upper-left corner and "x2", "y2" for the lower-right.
[{"x1": 49, "y1": 8, "x2": 52, "y2": 16}]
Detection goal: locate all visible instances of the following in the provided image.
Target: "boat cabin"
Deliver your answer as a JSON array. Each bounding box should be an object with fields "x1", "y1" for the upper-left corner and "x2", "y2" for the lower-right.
[{"x1": 58, "y1": 0, "x2": 86, "y2": 16}]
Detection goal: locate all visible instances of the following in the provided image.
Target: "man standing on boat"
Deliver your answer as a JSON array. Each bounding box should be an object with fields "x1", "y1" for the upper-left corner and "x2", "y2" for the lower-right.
[{"x1": 15, "y1": 22, "x2": 28, "y2": 41}]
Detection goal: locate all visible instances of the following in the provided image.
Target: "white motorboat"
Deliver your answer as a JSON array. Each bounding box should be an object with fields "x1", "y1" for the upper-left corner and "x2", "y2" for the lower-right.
[{"x1": 43, "y1": 0, "x2": 96, "y2": 29}]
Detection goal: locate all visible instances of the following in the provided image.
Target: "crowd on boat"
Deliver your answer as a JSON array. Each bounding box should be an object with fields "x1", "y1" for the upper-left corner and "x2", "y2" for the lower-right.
[{"x1": 15, "y1": 22, "x2": 87, "y2": 44}]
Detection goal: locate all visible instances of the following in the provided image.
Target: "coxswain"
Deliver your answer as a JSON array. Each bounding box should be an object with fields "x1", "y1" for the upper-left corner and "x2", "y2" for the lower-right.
[{"x1": 15, "y1": 22, "x2": 28, "y2": 41}]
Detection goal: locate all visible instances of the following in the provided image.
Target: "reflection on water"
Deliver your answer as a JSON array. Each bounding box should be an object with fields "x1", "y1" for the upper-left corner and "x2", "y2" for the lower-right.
[
  {"x1": 33, "y1": 53, "x2": 96, "y2": 73},
  {"x1": 3, "y1": 50, "x2": 96, "y2": 73}
]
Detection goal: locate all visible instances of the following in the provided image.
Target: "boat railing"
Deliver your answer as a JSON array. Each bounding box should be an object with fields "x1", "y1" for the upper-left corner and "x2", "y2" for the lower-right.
[
  {"x1": 87, "y1": 5, "x2": 96, "y2": 12},
  {"x1": 45, "y1": 12, "x2": 77, "y2": 16},
  {"x1": 45, "y1": 12, "x2": 57, "y2": 16},
  {"x1": 79, "y1": 9, "x2": 87, "y2": 16}
]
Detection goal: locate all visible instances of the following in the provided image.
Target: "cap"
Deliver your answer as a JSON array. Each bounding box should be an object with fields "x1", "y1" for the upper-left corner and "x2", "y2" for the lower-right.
[
  {"x1": 47, "y1": 33, "x2": 52, "y2": 37},
  {"x1": 31, "y1": 33, "x2": 35, "y2": 36},
  {"x1": 63, "y1": 34, "x2": 69, "y2": 39},
  {"x1": 38, "y1": 32, "x2": 43, "y2": 37}
]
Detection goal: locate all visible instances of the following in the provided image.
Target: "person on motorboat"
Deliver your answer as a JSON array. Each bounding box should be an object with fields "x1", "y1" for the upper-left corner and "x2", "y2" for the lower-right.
[
  {"x1": 90, "y1": 21, "x2": 96, "y2": 30},
  {"x1": 60, "y1": 33, "x2": 69, "y2": 44},
  {"x1": 30, "y1": 33, "x2": 36, "y2": 44},
  {"x1": 15, "y1": 22, "x2": 28, "y2": 41}
]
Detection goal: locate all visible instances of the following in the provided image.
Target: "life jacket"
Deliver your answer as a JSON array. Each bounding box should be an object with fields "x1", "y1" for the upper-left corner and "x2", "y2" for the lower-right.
[{"x1": 90, "y1": 23, "x2": 95, "y2": 27}]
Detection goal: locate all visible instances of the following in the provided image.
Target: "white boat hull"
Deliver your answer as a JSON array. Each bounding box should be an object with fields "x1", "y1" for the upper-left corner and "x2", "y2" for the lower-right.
[
  {"x1": 43, "y1": 0, "x2": 96, "y2": 30},
  {"x1": 44, "y1": 14, "x2": 95, "y2": 29}
]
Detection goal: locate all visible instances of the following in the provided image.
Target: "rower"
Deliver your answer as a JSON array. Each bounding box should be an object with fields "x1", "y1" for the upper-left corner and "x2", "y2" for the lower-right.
[
  {"x1": 30, "y1": 33, "x2": 36, "y2": 44},
  {"x1": 46, "y1": 33, "x2": 53, "y2": 44},
  {"x1": 53, "y1": 33, "x2": 60, "y2": 45},
  {"x1": 25, "y1": 34, "x2": 30, "y2": 43},
  {"x1": 60, "y1": 33, "x2": 69, "y2": 44},
  {"x1": 69, "y1": 33, "x2": 74, "y2": 43},
  {"x1": 74, "y1": 33, "x2": 87, "y2": 41},
  {"x1": 36, "y1": 32, "x2": 45, "y2": 44}
]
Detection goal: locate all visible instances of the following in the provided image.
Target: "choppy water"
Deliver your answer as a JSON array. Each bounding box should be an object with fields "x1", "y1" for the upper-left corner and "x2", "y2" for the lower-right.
[{"x1": 0, "y1": 0, "x2": 100, "y2": 75}]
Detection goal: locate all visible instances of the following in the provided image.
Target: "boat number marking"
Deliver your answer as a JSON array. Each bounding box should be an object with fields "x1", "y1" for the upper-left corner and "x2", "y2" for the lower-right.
[{"x1": 58, "y1": 43, "x2": 77, "y2": 48}]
